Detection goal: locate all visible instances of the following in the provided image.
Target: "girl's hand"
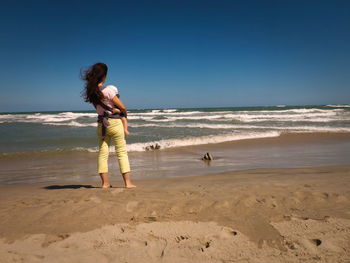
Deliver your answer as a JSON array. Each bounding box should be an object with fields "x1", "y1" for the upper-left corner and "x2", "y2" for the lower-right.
[{"x1": 112, "y1": 108, "x2": 121, "y2": 114}]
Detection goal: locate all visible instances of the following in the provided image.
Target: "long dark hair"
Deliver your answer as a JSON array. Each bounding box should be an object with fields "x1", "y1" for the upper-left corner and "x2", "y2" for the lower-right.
[{"x1": 81, "y1": 63, "x2": 108, "y2": 106}]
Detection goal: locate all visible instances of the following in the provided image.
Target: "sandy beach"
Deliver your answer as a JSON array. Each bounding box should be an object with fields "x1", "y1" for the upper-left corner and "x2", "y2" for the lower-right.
[
  {"x1": 1, "y1": 165, "x2": 349, "y2": 262},
  {"x1": 2, "y1": 0, "x2": 350, "y2": 260}
]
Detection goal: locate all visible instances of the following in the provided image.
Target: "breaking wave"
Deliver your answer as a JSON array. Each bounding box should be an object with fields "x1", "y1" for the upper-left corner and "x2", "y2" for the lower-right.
[{"x1": 1, "y1": 106, "x2": 349, "y2": 154}]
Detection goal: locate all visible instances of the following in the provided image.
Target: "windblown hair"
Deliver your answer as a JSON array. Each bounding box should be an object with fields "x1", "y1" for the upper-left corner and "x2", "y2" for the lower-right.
[{"x1": 81, "y1": 63, "x2": 108, "y2": 106}]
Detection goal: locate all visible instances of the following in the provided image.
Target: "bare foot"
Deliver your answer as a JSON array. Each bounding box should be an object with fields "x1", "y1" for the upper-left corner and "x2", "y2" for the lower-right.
[
  {"x1": 124, "y1": 129, "x2": 130, "y2": 136},
  {"x1": 125, "y1": 183, "x2": 136, "y2": 188},
  {"x1": 102, "y1": 184, "x2": 112, "y2": 188},
  {"x1": 122, "y1": 172, "x2": 135, "y2": 188}
]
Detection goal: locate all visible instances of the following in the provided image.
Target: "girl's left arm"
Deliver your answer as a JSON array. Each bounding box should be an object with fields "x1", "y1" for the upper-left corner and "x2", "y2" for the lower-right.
[{"x1": 111, "y1": 96, "x2": 127, "y2": 116}]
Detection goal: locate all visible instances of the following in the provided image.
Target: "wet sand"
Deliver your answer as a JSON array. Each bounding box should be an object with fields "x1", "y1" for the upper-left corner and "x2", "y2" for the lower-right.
[
  {"x1": 1, "y1": 132, "x2": 350, "y2": 185},
  {"x1": 1, "y1": 165, "x2": 350, "y2": 262}
]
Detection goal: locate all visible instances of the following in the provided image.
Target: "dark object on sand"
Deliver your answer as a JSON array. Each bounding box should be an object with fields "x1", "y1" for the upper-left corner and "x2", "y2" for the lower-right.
[
  {"x1": 145, "y1": 143, "x2": 161, "y2": 151},
  {"x1": 202, "y1": 152, "x2": 213, "y2": 161},
  {"x1": 44, "y1": 185, "x2": 96, "y2": 190}
]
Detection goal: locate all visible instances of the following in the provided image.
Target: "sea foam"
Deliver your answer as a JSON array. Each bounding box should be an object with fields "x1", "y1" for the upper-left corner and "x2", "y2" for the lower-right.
[{"x1": 1, "y1": 106, "x2": 349, "y2": 155}]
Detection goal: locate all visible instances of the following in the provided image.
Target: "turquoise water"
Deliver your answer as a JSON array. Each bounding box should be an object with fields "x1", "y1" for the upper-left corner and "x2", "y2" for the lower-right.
[{"x1": 0, "y1": 105, "x2": 350, "y2": 155}]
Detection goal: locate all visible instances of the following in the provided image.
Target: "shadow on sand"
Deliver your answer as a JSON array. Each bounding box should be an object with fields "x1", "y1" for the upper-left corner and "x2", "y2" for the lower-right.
[{"x1": 43, "y1": 184, "x2": 97, "y2": 190}]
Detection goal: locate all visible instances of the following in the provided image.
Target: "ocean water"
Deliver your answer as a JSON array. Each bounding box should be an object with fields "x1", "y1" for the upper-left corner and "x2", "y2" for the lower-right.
[{"x1": 0, "y1": 105, "x2": 350, "y2": 155}]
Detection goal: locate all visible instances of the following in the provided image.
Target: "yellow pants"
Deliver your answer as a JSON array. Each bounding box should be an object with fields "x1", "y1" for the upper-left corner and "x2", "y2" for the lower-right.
[{"x1": 97, "y1": 119, "x2": 130, "y2": 174}]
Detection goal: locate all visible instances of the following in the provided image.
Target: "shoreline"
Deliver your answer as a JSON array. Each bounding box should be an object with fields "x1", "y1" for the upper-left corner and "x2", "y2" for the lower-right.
[
  {"x1": 158, "y1": 131, "x2": 350, "y2": 152},
  {"x1": 1, "y1": 165, "x2": 349, "y2": 262},
  {"x1": 0, "y1": 132, "x2": 350, "y2": 186},
  {"x1": 1, "y1": 131, "x2": 350, "y2": 156},
  {"x1": 1, "y1": 131, "x2": 350, "y2": 157}
]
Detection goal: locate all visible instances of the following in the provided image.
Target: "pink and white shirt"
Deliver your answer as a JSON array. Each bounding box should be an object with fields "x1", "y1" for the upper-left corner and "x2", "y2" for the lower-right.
[{"x1": 95, "y1": 85, "x2": 119, "y2": 115}]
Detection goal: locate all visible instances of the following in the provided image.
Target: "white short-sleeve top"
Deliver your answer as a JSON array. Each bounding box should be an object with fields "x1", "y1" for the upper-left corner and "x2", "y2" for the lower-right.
[{"x1": 95, "y1": 85, "x2": 119, "y2": 115}]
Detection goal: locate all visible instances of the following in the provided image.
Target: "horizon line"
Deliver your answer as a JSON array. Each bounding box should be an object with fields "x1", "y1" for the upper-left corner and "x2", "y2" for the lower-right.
[{"x1": 0, "y1": 104, "x2": 348, "y2": 114}]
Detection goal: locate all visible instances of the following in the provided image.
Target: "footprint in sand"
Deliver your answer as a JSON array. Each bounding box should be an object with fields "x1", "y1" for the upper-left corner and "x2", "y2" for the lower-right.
[
  {"x1": 175, "y1": 235, "x2": 189, "y2": 243},
  {"x1": 144, "y1": 216, "x2": 157, "y2": 222},
  {"x1": 42, "y1": 234, "x2": 70, "y2": 247},
  {"x1": 300, "y1": 238, "x2": 322, "y2": 252},
  {"x1": 212, "y1": 227, "x2": 238, "y2": 240},
  {"x1": 200, "y1": 240, "x2": 212, "y2": 252},
  {"x1": 311, "y1": 238, "x2": 322, "y2": 246}
]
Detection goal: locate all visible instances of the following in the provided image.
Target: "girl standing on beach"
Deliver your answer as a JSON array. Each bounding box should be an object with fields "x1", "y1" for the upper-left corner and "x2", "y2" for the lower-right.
[{"x1": 82, "y1": 62, "x2": 136, "y2": 189}]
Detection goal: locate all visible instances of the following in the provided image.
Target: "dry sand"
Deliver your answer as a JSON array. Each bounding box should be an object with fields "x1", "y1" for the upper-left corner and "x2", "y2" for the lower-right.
[{"x1": 0, "y1": 165, "x2": 350, "y2": 262}]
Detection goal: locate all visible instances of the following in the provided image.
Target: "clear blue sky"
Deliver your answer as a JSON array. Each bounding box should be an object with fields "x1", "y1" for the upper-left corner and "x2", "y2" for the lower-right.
[{"x1": 0, "y1": 0, "x2": 349, "y2": 112}]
